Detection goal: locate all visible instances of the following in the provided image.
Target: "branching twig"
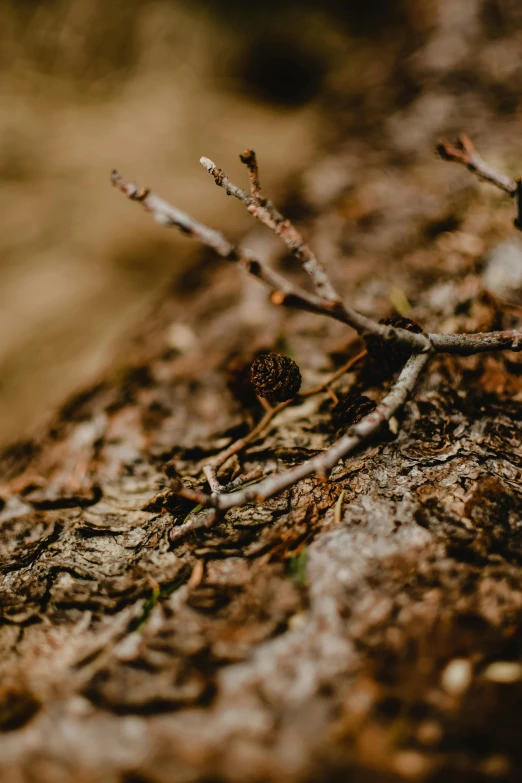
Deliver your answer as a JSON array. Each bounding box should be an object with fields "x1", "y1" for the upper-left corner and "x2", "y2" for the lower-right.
[
  {"x1": 169, "y1": 508, "x2": 217, "y2": 543},
  {"x1": 200, "y1": 152, "x2": 340, "y2": 302},
  {"x1": 207, "y1": 349, "x2": 366, "y2": 475},
  {"x1": 112, "y1": 139, "x2": 522, "y2": 515},
  {"x1": 439, "y1": 133, "x2": 522, "y2": 233},
  {"x1": 110, "y1": 171, "x2": 330, "y2": 319},
  {"x1": 112, "y1": 167, "x2": 522, "y2": 356},
  {"x1": 111, "y1": 169, "x2": 433, "y2": 353},
  {"x1": 202, "y1": 465, "x2": 262, "y2": 494},
  {"x1": 437, "y1": 135, "x2": 517, "y2": 196},
  {"x1": 171, "y1": 353, "x2": 429, "y2": 511},
  {"x1": 222, "y1": 469, "x2": 263, "y2": 491}
]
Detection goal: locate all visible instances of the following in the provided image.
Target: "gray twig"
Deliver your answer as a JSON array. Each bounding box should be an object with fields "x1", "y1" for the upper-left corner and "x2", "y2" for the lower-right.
[
  {"x1": 200, "y1": 153, "x2": 340, "y2": 302},
  {"x1": 111, "y1": 169, "x2": 433, "y2": 353},
  {"x1": 207, "y1": 349, "x2": 367, "y2": 476},
  {"x1": 172, "y1": 353, "x2": 429, "y2": 511},
  {"x1": 437, "y1": 135, "x2": 517, "y2": 195},
  {"x1": 203, "y1": 464, "x2": 223, "y2": 494},
  {"x1": 430, "y1": 330, "x2": 522, "y2": 354},
  {"x1": 169, "y1": 508, "x2": 217, "y2": 543},
  {"x1": 438, "y1": 134, "x2": 522, "y2": 234},
  {"x1": 112, "y1": 142, "x2": 522, "y2": 514},
  {"x1": 111, "y1": 171, "x2": 337, "y2": 318},
  {"x1": 112, "y1": 167, "x2": 522, "y2": 356},
  {"x1": 222, "y1": 468, "x2": 263, "y2": 491}
]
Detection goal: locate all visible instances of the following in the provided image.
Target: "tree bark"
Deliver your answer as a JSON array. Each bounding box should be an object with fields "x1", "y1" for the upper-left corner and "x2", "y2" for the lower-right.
[{"x1": 2, "y1": 137, "x2": 522, "y2": 783}]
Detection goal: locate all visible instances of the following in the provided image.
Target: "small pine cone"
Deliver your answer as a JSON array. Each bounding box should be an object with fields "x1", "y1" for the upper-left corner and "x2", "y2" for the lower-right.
[
  {"x1": 250, "y1": 353, "x2": 302, "y2": 404},
  {"x1": 365, "y1": 315, "x2": 423, "y2": 373},
  {"x1": 331, "y1": 394, "x2": 377, "y2": 432},
  {"x1": 225, "y1": 356, "x2": 260, "y2": 408}
]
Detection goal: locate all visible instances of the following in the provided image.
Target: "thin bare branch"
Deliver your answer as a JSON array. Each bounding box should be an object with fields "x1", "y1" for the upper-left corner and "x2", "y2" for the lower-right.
[
  {"x1": 112, "y1": 168, "x2": 433, "y2": 353},
  {"x1": 172, "y1": 353, "x2": 430, "y2": 511},
  {"x1": 429, "y1": 329, "x2": 522, "y2": 354},
  {"x1": 169, "y1": 508, "x2": 217, "y2": 543},
  {"x1": 111, "y1": 170, "x2": 235, "y2": 256},
  {"x1": 299, "y1": 349, "x2": 367, "y2": 397},
  {"x1": 437, "y1": 135, "x2": 517, "y2": 196},
  {"x1": 111, "y1": 170, "x2": 334, "y2": 317},
  {"x1": 112, "y1": 166, "x2": 522, "y2": 356},
  {"x1": 167, "y1": 481, "x2": 209, "y2": 507},
  {"x1": 201, "y1": 465, "x2": 263, "y2": 494},
  {"x1": 239, "y1": 149, "x2": 261, "y2": 199},
  {"x1": 203, "y1": 465, "x2": 222, "y2": 494},
  {"x1": 209, "y1": 398, "x2": 292, "y2": 472},
  {"x1": 200, "y1": 154, "x2": 341, "y2": 302},
  {"x1": 168, "y1": 470, "x2": 264, "y2": 541},
  {"x1": 222, "y1": 468, "x2": 263, "y2": 491},
  {"x1": 270, "y1": 290, "x2": 433, "y2": 351},
  {"x1": 209, "y1": 349, "x2": 366, "y2": 475},
  {"x1": 198, "y1": 159, "x2": 250, "y2": 202},
  {"x1": 112, "y1": 148, "x2": 522, "y2": 517}
]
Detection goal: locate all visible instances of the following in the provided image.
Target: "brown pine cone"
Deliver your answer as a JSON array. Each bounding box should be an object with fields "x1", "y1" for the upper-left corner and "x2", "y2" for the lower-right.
[
  {"x1": 250, "y1": 353, "x2": 302, "y2": 404},
  {"x1": 365, "y1": 315, "x2": 423, "y2": 374},
  {"x1": 331, "y1": 394, "x2": 377, "y2": 432}
]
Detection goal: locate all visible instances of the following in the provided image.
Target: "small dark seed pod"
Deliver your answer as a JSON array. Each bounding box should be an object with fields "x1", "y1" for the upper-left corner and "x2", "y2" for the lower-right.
[
  {"x1": 365, "y1": 315, "x2": 423, "y2": 374},
  {"x1": 250, "y1": 353, "x2": 302, "y2": 404},
  {"x1": 331, "y1": 394, "x2": 377, "y2": 432}
]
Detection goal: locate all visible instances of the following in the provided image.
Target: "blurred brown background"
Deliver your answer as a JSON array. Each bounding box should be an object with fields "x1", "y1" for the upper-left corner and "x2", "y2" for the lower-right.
[{"x1": 1, "y1": 0, "x2": 521, "y2": 448}]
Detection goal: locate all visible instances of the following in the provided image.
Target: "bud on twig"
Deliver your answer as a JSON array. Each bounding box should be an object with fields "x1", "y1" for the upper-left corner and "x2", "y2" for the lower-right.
[{"x1": 250, "y1": 353, "x2": 302, "y2": 405}]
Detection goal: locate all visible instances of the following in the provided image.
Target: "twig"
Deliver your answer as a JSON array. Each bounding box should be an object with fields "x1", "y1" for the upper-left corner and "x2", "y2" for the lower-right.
[
  {"x1": 208, "y1": 350, "x2": 366, "y2": 475},
  {"x1": 200, "y1": 153, "x2": 340, "y2": 302},
  {"x1": 202, "y1": 464, "x2": 263, "y2": 493},
  {"x1": 110, "y1": 171, "x2": 330, "y2": 318},
  {"x1": 112, "y1": 165, "x2": 522, "y2": 357},
  {"x1": 259, "y1": 396, "x2": 272, "y2": 413},
  {"x1": 171, "y1": 353, "x2": 430, "y2": 511},
  {"x1": 169, "y1": 509, "x2": 217, "y2": 543},
  {"x1": 169, "y1": 471, "x2": 264, "y2": 541},
  {"x1": 222, "y1": 468, "x2": 263, "y2": 491},
  {"x1": 112, "y1": 143, "x2": 522, "y2": 514},
  {"x1": 438, "y1": 135, "x2": 522, "y2": 232},
  {"x1": 203, "y1": 464, "x2": 223, "y2": 494},
  {"x1": 430, "y1": 329, "x2": 522, "y2": 354},
  {"x1": 299, "y1": 349, "x2": 367, "y2": 397},
  {"x1": 437, "y1": 135, "x2": 517, "y2": 195},
  {"x1": 111, "y1": 170, "x2": 236, "y2": 255},
  {"x1": 239, "y1": 149, "x2": 261, "y2": 199},
  {"x1": 112, "y1": 168, "x2": 522, "y2": 357},
  {"x1": 112, "y1": 169, "x2": 433, "y2": 353},
  {"x1": 210, "y1": 399, "x2": 291, "y2": 472}
]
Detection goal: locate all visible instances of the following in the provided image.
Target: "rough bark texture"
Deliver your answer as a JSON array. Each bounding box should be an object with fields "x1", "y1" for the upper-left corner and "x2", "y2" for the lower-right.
[
  {"x1": 5, "y1": 2, "x2": 522, "y2": 774},
  {"x1": 3, "y1": 147, "x2": 522, "y2": 781}
]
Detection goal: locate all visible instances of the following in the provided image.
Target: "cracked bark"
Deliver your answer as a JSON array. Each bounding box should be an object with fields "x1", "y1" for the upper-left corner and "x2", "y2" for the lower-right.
[{"x1": 3, "y1": 153, "x2": 522, "y2": 783}]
